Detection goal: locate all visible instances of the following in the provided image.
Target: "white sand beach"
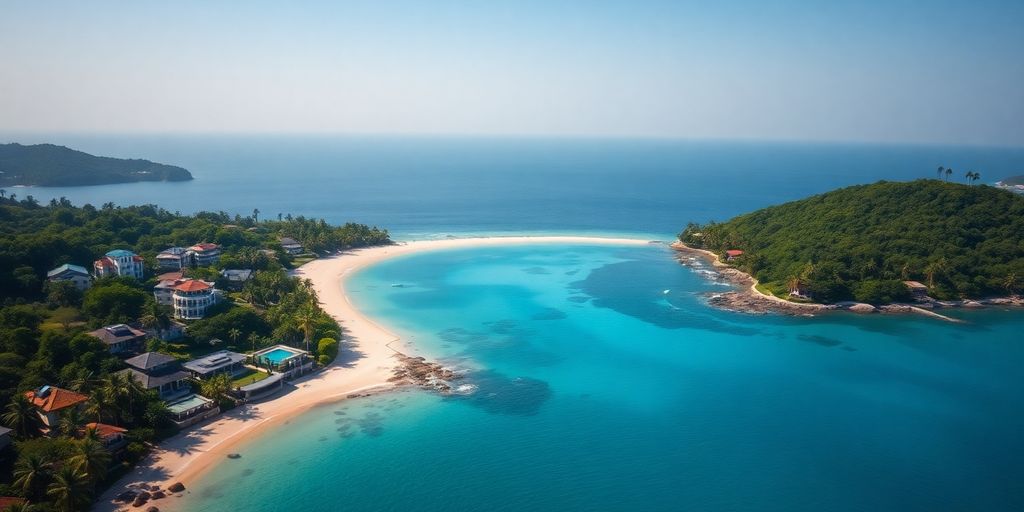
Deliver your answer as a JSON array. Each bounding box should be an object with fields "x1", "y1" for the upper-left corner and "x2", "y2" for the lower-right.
[{"x1": 96, "y1": 235, "x2": 650, "y2": 511}]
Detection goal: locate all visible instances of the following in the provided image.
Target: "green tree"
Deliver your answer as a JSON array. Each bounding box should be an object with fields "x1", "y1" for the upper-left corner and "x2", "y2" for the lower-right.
[
  {"x1": 69, "y1": 438, "x2": 111, "y2": 486},
  {"x1": 81, "y1": 283, "x2": 147, "y2": 325},
  {"x1": 12, "y1": 453, "x2": 52, "y2": 501},
  {"x1": 46, "y1": 465, "x2": 91, "y2": 512},
  {"x1": 3, "y1": 394, "x2": 43, "y2": 438}
]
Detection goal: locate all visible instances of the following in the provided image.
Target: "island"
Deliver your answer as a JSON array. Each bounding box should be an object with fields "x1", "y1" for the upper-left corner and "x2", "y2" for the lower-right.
[
  {"x1": 678, "y1": 179, "x2": 1024, "y2": 315},
  {"x1": 0, "y1": 143, "x2": 193, "y2": 187}
]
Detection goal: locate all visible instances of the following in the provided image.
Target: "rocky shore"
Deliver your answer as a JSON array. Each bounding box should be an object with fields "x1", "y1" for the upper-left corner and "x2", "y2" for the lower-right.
[
  {"x1": 671, "y1": 241, "x2": 1023, "y2": 320},
  {"x1": 389, "y1": 354, "x2": 463, "y2": 394}
]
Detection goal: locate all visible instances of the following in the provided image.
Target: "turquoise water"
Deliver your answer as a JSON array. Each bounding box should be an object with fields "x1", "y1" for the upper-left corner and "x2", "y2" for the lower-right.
[
  {"x1": 178, "y1": 243, "x2": 1024, "y2": 511},
  {"x1": 259, "y1": 348, "x2": 298, "y2": 365}
]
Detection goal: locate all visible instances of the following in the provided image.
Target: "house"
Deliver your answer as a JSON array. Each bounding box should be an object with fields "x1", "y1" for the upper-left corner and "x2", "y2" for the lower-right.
[
  {"x1": 279, "y1": 237, "x2": 304, "y2": 255},
  {"x1": 94, "y1": 249, "x2": 144, "y2": 280},
  {"x1": 118, "y1": 352, "x2": 191, "y2": 401},
  {"x1": 88, "y1": 324, "x2": 147, "y2": 355},
  {"x1": 220, "y1": 269, "x2": 253, "y2": 290},
  {"x1": 165, "y1": 393, "x2": 220, "y2": 429},
  {"x1": 903, "y1": 281, "x2": 929, "y2": 300},
  {"x1": 725, "y1": 249, "x2": 745, "y2": 261},
  {"x1": 82, "y1": 422, "x2": 128, "y2": 453},
  {"x1": 24, "y1": 385, "x2": 88, "y2": 431},
  {"x1": 0, "y1": 426, "x2": 11, "y2": 450},
  {"x1": 183, "y1": 350, "x2": 248, "y2": 379},
  {"x1": 188, "y1": 242, "x2": 222, "y2": 266},
  {"x1": 153, "y1": 274, "x2": 186, "y2": 306},
  {"x1": 156, "y1": 247, "x2": 190, "y2": 270},
  {"x1": 157, "y1": 271, "x2": 185, "y2": 282},
  {"x1": 172, "y1": 279, "x2": 219, "y2": 320},
  {"x1": 46, "y1": 264, "x2": 92, "y2": 291}
]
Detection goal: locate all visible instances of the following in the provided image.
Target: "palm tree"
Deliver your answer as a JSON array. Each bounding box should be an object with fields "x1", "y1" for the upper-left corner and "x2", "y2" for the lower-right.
[
  {"x1": 70, "y1": 438, "x2": 111, "y2": 486},
  {"x1": 200, "y1": 373, "x2": 234, "y2": 402},
  {"x1": 945, "y1": 167, "x2": 953, "y2": 181},
  {"x1": 924, "y1": 258, "x2": 948, "y2": 289},
  {"x1": 1004, "y1": 273, "x2": 1019, "y2": 296},
  {"x1": 13, "y1": 453, "x2": 53, "y2": 500},
  {"x1": 936, "y1": 166, "x2": 945, "y2": 180},
  {"x1": 46, "y1": 465, "x2": 91, "y2": 512},
  {"x1": 228, "y1": 328, "x2": 242, "y2": 348},
  {"x1": 58, "y1": 407, "x2": 85, "y2": 438},
  {"x1": 296, "y1": 306, "x2": 318, "y2": 353},
  {"x1": 253, "y1": 208, "x2": 260, "y2": 223},
  {"x1": 4, "y1": 394, "x2": 43, "y2": 438}
]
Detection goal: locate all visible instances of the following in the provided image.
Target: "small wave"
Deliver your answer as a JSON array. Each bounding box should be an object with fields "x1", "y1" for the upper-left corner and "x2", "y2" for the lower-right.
[{"x1": 453, "y1": 384, "x2": 478, "y2": 395}]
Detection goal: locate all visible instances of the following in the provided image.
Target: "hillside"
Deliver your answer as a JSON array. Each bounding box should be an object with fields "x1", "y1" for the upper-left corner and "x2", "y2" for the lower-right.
[
  {"x1": 679, "y1": 180, "x2": 1024, "y2": 303},
  {"x1": 0, "y1": 143, "x2": 193, "y2": 186}
]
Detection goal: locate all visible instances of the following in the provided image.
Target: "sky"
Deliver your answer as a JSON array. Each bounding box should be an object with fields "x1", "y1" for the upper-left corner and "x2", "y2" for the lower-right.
[{"x1": 1, "y1": 0, "x2": 1023, "y2": 146}]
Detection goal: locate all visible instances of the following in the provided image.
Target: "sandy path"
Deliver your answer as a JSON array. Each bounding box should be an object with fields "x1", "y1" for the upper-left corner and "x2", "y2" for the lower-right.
[{"x1": 96, "y1": 235, "x2": 651, "y2": 511}]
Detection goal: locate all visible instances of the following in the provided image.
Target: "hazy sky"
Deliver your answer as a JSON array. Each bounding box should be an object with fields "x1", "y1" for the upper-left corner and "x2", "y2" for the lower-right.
[{"x1": 2, "y1": 1, "x2": 1023, "y2": 145}]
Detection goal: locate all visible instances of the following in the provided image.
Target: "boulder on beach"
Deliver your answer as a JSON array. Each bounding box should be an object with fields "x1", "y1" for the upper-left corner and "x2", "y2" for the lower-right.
[
  {"x1": 168, "y1": 482, "x2": 186, "y2": 493},
  {"x1": 147, "y1": 507, "x2": 160, "y2": 512},
  {"x1": 848, "y1": 303, "x2": 876, "y2": 313},
  {"x1": 132, "y1": 496, "x2": 148, "y2": 507},
  {"x1": 151, "y1": 491, "x2": 166, "y2": 500},
  {"x1": 963, "y1": 300, "x2": 984, "y2": 308}
]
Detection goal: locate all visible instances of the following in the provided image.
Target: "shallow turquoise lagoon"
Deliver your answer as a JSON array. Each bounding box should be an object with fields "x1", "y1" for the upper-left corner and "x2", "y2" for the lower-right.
[{"x1": 179, "y1": 243, "x2": 1024, "y2": 511}]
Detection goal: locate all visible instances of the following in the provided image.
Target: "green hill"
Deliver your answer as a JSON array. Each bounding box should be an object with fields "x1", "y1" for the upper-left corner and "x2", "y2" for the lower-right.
[
  {"x1": 0, "y1": 143, "x2": 193, "y2": 186},
  {"x1": 679, "y1": 180, "x2": 1024, "y2": 303}
]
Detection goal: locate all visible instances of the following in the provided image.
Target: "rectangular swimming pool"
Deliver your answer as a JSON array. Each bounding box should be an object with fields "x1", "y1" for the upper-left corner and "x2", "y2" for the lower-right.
[{"x1": 261, "y1": 347, "x2": 299, "y2": 364}]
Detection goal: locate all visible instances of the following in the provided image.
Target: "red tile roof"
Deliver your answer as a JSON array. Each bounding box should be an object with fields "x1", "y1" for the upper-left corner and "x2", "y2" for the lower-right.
[
  {"x1": 25, "y1": 387, "x2": 88, "y2": 413},
  {"x1": 191, "y1": 242, "x2": 219, "y2": 251},
  {"x1": 157, "y1": 271, "x2": 185, "y2": 282},
  {"x1": 83, "y1": 422, "x2": 127, "y2": 439},
  {"x1": 725, "y1": 250, "x2": 745, "y2": 257},
  {"x1": 94, "y1": 256, "x2": 115, "y2": 268},
  {"x1": 174, "y1": 279, "x2": 211, "y2": 292}
]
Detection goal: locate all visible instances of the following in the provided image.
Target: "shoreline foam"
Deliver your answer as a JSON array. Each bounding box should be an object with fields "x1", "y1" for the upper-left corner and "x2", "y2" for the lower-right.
[{"x1": 96, "y1": 235, "x2": 651, "y2": 511}]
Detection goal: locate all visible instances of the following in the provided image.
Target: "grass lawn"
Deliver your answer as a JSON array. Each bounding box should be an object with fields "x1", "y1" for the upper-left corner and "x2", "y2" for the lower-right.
[{"x1": 232, "y1": 369, "x2": 270, "y2": 387}]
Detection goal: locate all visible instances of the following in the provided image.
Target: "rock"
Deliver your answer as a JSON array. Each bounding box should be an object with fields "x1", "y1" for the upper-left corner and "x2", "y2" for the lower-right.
[
  {"x1": 116, "y1": 490, "x2": 138, "y2": 503},
  {"x1": 227, "y1": 453, "x2": 242, "y2": 459},
  {"x1": 132, "y1": 496, "x2": 148, "y2": 507},
  {"x1": 151, "y1": 491, "x2": 166, "y2": 500},
  {"x1": 168, "y1": 482, "x2": 186, "y2": 493},
  {"x1": 963, "y1": 300, "x2": 984, "y2": 308},
  {"x1": 147, "y1": 507, "x2": 160, "y2": 512},
  {"x1": 848, "y1": 303, "x2": 876, "y2": 313},
  {"x1": 138, "y1": 491, "x2": 152, "y2": 500}
]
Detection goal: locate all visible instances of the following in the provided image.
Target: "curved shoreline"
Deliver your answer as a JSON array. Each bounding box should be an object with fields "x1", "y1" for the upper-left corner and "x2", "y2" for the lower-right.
[{"x1": 97, "y1": 235, "x2": 651, "y2": 511}]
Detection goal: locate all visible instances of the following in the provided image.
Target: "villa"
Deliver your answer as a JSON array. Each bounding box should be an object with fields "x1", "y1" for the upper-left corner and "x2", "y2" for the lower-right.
[
  {"x1": 253, "y1": 345, "x2": 313, "y2": 379},
  {"x1": 172, "y1": 279, "x2": 219, "y2": 320},
  {"x1": 87, "y1": 324, "x2": 146, "y2": 355},
  {"x1": 220, "y1": 269, "x2": 254, "y2": 290},
  {"x1": 725, "y1": 249, "x2": 745, "y2": 261},
  {"x1": 156, "y1": 247, "x2": 190, "y2": 270},
  {"x1": 24, "y1": 385, "x2": 89, "y2": 434},
  {"x1": 118, "y1": 352, "x2": 191, "y2": 401},
  {"x1": 183, "y1": 350, "x2": 248, "y2": 379},
  {"x1": 189, "y1": 242, "x2": 222, "y2": 266},
  {"x1": 165, "y1": 393, "x2": 220, "y2": 429},
  {"x1": 46, "y1": 263, "x2": 92, "y2": 291},
  {"x1": 83, "y1": 422, "x2": 128, "y2": 453},
  {"x1": 94, "y1": 249, "x2": 145, "y2": 280},
  {"x1": 280, "y1": 237, "x2": 304, "y2": 255}
]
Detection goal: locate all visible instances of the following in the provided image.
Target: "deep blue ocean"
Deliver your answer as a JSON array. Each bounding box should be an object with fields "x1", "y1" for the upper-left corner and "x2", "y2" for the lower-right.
[{"x1": 5, "y1": 135, "x2": 1023, "y2": 511}]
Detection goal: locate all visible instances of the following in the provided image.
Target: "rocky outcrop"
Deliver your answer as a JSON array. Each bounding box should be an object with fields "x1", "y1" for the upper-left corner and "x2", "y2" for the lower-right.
[
  {"x1": 390, "y1": 355, "x2": 463, "y2": 394},
  {"x1": 168, "y1": 482, "x2": 185, "y2": 493}
]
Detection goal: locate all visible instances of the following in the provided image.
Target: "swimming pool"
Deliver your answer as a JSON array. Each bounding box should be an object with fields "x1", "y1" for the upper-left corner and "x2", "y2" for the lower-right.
[{"x1": 261, "y1": 348, "x2": 296, "y2": 364}]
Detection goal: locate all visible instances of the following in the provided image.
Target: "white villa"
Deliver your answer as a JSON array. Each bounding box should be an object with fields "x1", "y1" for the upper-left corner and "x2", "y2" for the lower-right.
[
  {"x1": 156, "y1": 247, "x2": 190, "y2": 270},
  {"x1": 94, "y1": 249, "x2": 145, "y2": 279},
  {"x1": 172, "y1": 279, "x2": 219, "y2": 320},
  {"x1": 157, "y1": 243, "x2": 222, "y2": 269},
  {"x1": 189, "y1": 242, "x2": 222, "y2": 266},
  {"x1": 46, "y1": 264, "x2": 92, "y2": 291}
]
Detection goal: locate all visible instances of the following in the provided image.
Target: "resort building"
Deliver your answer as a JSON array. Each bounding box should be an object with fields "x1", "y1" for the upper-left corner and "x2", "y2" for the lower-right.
[
  {"x1": 280, "y1": 237, "x2": 304, "y2": 255},
  {"x1": 253, "y1": 345, "x2": 313, "y2": 379},
  {"x1": 903, "y1": 281, "x2": 929, "y2": 300},
  {"x1": 87, "y1": 324, "x2": 147, "y2": 355},
  {"x1": 156, "y1": 247, "x2": 190, "y2": 270},
  {"x1": 24, "y1": 385, "x2": 89, "y2": 432},
  {"x1": 46, "y1": 263, "x2": 92, "y2": 291},
  {"x1": 188, "y1": 242, "x2": 222, "y2": 266},
  {"x1": 183, "y1": 350, "x2": 247, "y2": 379},
  {"x1": 172, "y1": 279, "x2": 219, "y2": 320},
  {"x1": 94, "y1": 249, "x2": 145, "y2": 280},
  {"x1": 82, "y1": 422, "x2": 128, "y2": 453},
  {"x1": 153, "y1": 275, "x2": 184, "y2": 306},
  {"x1": 166, "y1": 394, "x2": 220, "y2": 429},
  {"x1": 725, "y1": 249, "x2": 745, "y2": 261},
  {"x1": 220, "y1": 269, "x2": 254, "y2": 290},
  {"x1": 119, "y1": 352, "x2": 191, "y2": 401}
]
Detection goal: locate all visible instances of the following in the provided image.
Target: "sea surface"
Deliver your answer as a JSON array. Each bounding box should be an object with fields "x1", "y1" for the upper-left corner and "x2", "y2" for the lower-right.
[
  {"x1": 6, "y1": 135, "x2": 1022, "y2": 510},
  {"x1": 178, "y1": 243, "x2": 1024, "y2": 511}
]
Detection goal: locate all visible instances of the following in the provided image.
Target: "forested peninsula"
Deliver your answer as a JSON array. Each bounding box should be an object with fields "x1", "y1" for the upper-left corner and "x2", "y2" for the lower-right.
[
  {"x1": 679, "y1": 180, "x2": 1024, "y2": 305},
  {"x1": 0, "y1": 143, "x2": 193, "y2": 187}
]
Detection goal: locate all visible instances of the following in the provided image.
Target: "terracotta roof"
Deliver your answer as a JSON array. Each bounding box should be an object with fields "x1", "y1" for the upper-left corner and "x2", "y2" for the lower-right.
[
  {"x1": 174, "y1": 279, "x2": 211, "y2": 292},
  {"x1": 95, "y1": 257, "x2": 115, "y2": 268},
  {"x1": 157, "y1": 271, "x2": 185, "y2": 282},
  {"x1": 725, "y1": 250, "x2": 745, "y2": 257},
  {"x1": 191, "y1": 242, "x2": 219, "y2": 251},
  {"x1": 83, "y1": 422, "x2": 127, "y2": 439},
  {"x1": 132, "y1": 255, "x2": 144, "y2": 262},
  {"x1": 25, "y1": 387, "x2": 88, "y2": 413}
]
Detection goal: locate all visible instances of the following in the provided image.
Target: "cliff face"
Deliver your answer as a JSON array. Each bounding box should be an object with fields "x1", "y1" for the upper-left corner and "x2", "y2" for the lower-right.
[{"x1": 0, "y1": 143, "x2": 193, "y2": 186}]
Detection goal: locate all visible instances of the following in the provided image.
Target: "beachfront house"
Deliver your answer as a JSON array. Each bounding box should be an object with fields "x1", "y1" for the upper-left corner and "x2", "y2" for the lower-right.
[
  {"x1": 183, "y1": 350, "x2": 248, "y2": 380},
  {"x1": 220, "y1": 269, "x2": 254, "y2": 290},
  {"x1": 46, "y1": 264, "x2": 92, "y2": 291},
  {"x1": 725, "y1": 249, "x2": 745, "y2": 262},
  {"x1": 279, "y1": 237, "x2": 304, "y2": 255},
  {"x1": 94, "y1": 249, "x2": 145, "y2": 280},
  {"x1": 172, "y1": 279, "x2": 219, "y2": 320},
  {"x1": 24, "y1": 386, "x2": 89, "y2": 433},
  {"x1": 189, "y1": 242, "x2": 222, "y2": 266},
  {"x1": 156, "y1": 247, "x2": 190, "y2": 270},
  {"x1": 87, "y1": 324, "x2": 147, "y2": 355},
  {"x1": 82, "y1": 423, "x2": 128, "y2": 453},
  {"x1": 903, "y1": 281, "x2": 929, "y2": 300},
  {"x1": 253, "y1": 345, "x2": 313, "y2": 379},
  {"x1": 165, "y1": 394, "x2": 221, "y2": 429},
  {"x1": 118, "y1": 352, "x2": 191, "y2": 401}
]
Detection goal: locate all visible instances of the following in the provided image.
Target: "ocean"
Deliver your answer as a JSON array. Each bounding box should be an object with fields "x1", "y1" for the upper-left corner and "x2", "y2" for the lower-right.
[{"x1": 6, "y1": 135, "x2": 1022, "y2": 511}]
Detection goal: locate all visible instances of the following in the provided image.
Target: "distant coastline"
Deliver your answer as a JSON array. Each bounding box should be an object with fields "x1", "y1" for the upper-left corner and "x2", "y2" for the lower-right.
[{"x1": 0, "y1": 142, "x2": 193, "y2": 187}]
